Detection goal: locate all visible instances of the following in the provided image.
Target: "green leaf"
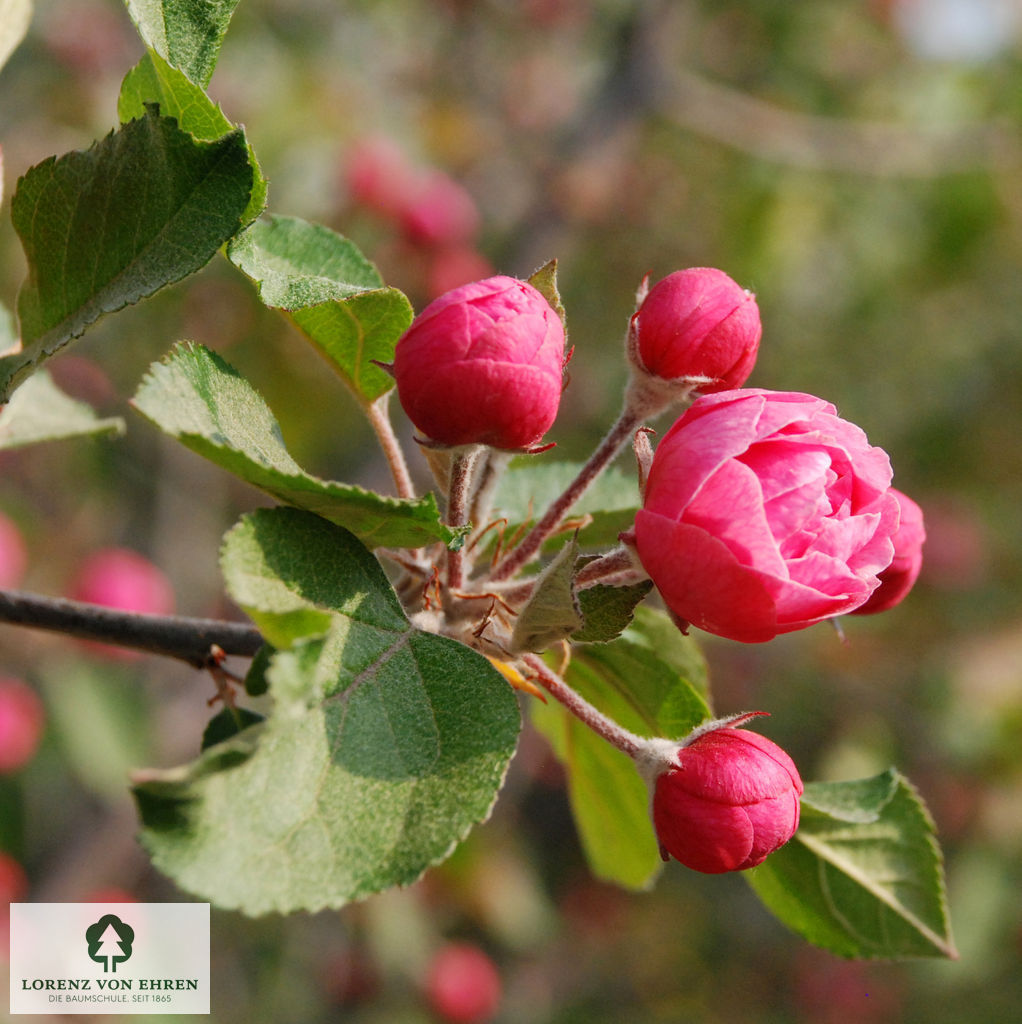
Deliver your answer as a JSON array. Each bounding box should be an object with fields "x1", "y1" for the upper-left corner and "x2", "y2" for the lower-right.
[
  {"x1": 531, "y1": 612, "x2": 710, "y2": 890},
  {"x1": 123, "y1": 0, "x2": 242, "y2": 87},
  {"x1": 574, "y1": 580, "x2": 654, "y2": 644},
  {"x1": 243, "y1": 644, "x2": 273, "y2": 697},
  {"x1": 492, "y1": 459, "x2": 638, "y2": 553},
  {"x1": 135, "y1": 507, "x2": 521, "y2": 914},
  {"x1": 228, "y1": 216, "x2": 413, "y2": 403},
  {"x1": 132, "y1": 342, "x2": 459, "y2": 549},
  {"x1": 2, "y1": 108, "x2": 254, "y2": 401},
  {"x1": 746, "y1": 770, "x2": 957, "y2": 959},
  {"x1": 0, "y1": 0, "x2": 31, "y2": 75},
  {"x1": 0, "y1": 371, "x2": 124, "y2": 449},
  {"x1": 201, "y1": 706, "x2": 266, "y2": 751},
  {"x1": 510, "y1": 538, "x2": 583, "y2": 654},
  {"x1": 119, "y1": 49, "x2": 267, "y2": 225}
]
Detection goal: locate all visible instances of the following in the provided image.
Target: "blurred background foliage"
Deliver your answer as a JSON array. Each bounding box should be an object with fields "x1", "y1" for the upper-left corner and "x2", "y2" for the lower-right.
[{"x1": 2, "y1": 0, "x2": 1022, "y2": 1020}]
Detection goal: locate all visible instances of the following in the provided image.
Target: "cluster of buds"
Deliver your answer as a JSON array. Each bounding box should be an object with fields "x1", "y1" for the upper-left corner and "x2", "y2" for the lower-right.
[{"x1": 387, "y1": 261, "x2": 924, "y2": 874}]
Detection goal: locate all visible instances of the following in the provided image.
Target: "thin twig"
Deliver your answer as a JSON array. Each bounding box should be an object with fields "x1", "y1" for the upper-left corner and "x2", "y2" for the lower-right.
[
  {"x1": 0, "y1": 589, "x2": 264, "y2": 667},
  {"x1": 522, "y1": 652, "x2": 643, "y2": 757},
  {"x1": 490, "y1": 408, "x2": 641, "y2": 582},
  {"x1": 364, "y1": 394, "x2": 416, "y2": 499},
  {"x1": 445, "y1": 446, "x2": 482, "y2": 592}
]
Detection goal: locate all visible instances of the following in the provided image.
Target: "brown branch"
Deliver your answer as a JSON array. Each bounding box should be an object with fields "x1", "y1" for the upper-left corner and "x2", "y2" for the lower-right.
[{"x1": 0, "y1": 589, "x2": 264, "y2": 667}]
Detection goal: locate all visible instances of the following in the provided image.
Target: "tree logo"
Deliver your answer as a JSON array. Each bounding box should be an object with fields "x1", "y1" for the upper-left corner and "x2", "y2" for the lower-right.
[{"x1": 85, "y1": 914, "x2": 135, "y2": 973}]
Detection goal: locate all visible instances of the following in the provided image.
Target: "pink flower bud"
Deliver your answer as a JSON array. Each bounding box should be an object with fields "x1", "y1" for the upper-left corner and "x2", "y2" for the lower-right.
[
  {"x1": 399, "y1": 171, "x2": 481, "y2": 248},
  {"x1": 71, "y1": 548, "x2": 174, "y2": 615},
  {"x1": 394, "y1": 275, "x2": 566, "y2": 450},
  {"x1": 630, "y1": 268, "x2": 761, "y2": 392},
  {"x1": 634, "y1": 389, "x2": 900, "y2": 642},
  {"x1": 0, "y1": 675, "x2": 44, "y2": 775},
  {"x1": 424, "y1": 943, "x2": 501, "y2": 1024},
  {"x1": 650, "y1": 718, "x2": 803, "y2": 873},
  {"x1": 344, "y1": 136, "x2": 419, "y2": 219},
  {"x1": 850, "y1": 488, "x2": 925, "y2": 615}
]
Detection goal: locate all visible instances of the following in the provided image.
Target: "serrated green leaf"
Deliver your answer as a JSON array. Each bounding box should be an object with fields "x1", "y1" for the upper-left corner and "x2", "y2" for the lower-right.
[
  {"x1": 228, "y1": 215, "x2": 383, "y2": 307},
  {"x1": 288, "y1": 293, "x2": 412, "y2": 403},
  {"x1": 747, "y1": 771, "x2": 957, "y2": 959},
  {"x1": 132, "y1": 342, "x2": 458, "y2": 549},
  {"x1": 531, "y1": 618, "x2": 710, "y2": 890},
  {"x1": 510, "y1": 538, "x2": 583, "y2": 654},
  {"x1": 119, "y1": 49, "x2": 267, "y2": 225},
  {"x1": 228, "y1": 216, "x2": 412, "y2": 403},
  {"x1": 123, "y1": 0, "x2": 242, "y2": 87},
  {"x1": 0, "y1": 371, "x2": 124, "y2": 449},
  {"x1": 135, "y1": 507, "x2": 521, "y2": 914},
  {"x1": 0, "y1": 0, "x2": 31, "y2": 74},
  {"x1": 574, "y1": 580, "x2": 653, "y2": 644},
  {"x1": 801, "y1": 770, "x2": 901, "y2": 823},
  {"x1": 492, "y1": 460, "x2": 638, "y2": 553},
  {"x1": 2, "y1": 108, "x2": 254, "y2": 401}
]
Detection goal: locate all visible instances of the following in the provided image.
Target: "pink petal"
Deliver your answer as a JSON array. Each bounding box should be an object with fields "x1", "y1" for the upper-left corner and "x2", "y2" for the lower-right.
[{"x1": 635, "y1": 511, "x2": 781, "y2": 642}]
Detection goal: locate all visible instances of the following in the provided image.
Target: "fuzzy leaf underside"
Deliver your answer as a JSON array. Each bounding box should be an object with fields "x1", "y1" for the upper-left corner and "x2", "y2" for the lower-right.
[
  {"x1": 510, "y1": 539, "x2": 583, "y2": 654},
  {"x1": 0, "y1": 371, "x2": 124, "y2": 449},
  {"x1": 123, "y1": 0, "x2": 242, "y2": 87},
  {"x1": 135, "y1": 508, "x2": 521, "y2": 915},
  {"x1": 132, "y1": 343, "x2": 457, "y2": 549},
  {"x1": 227, "y1": 215, "x2": 411, "y2": 403}
]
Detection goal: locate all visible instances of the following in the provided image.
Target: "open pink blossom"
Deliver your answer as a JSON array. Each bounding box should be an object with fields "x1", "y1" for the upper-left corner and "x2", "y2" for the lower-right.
[
  {"x1": 630, "y1": 268, "x2": 761, "y2": 392},
  {"x1": 394, "y1": 275, "x2": 565, "y2": 450},
  {"x1": 650, "y1": 717, "x2": 803, "y2": 873},
  {"x1": 851, "y1": 487, "x2": 925, "y2": 615},
  {"x1": 634, "y1": 389, "x2": 900, "y2": 642}
]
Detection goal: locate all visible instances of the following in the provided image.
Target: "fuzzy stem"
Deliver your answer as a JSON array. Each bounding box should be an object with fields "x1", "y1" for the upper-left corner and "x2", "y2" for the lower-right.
[
  {"x1": 522, "y1": 652, "x2": 644, "y2": 757},
  {"x1": 469, "y1": 450, "x2": 512, "y2": 539},
  {"x1": 445, "y1": 446, "x2": 482, "y2": 591},
  {"x1": 364, "y1": 395, "x2": 416, "y2": 500},
  {"x1": 490, "y1": 407, "x2": 642, "y2": 583},
  {"x1": 0, "y1": 589, "x2": 264, "y2": 666},
  {"x1": 573, "y1": 546, "x2": 646, "y2": 589}
]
